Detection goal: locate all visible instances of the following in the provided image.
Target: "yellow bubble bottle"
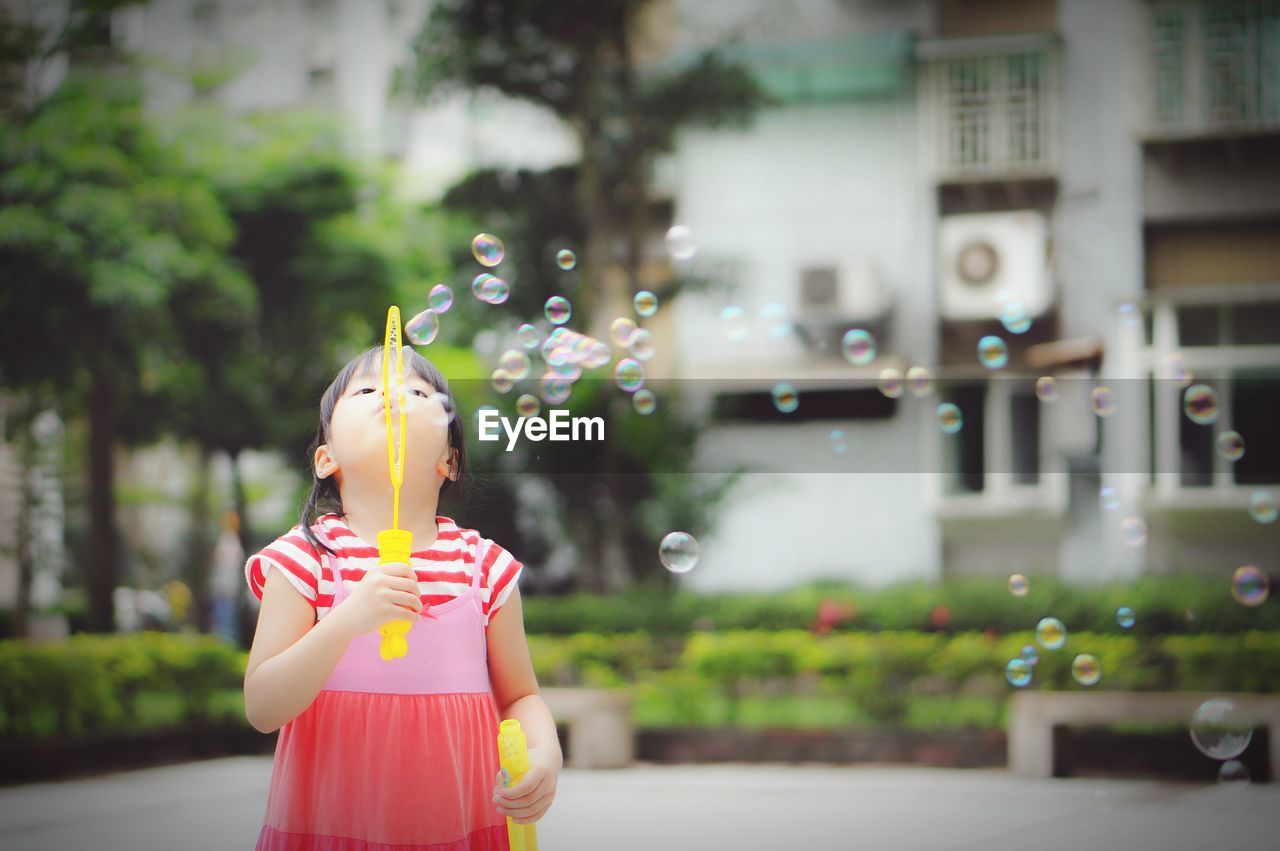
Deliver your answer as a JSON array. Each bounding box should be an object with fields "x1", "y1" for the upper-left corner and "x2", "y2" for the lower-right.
[
  {"x1": 497, "y1": 719, "x2": 540, "y2": 851},
  {"x1": 376, "y1": 528, "x2": 414, "y2": 660}
]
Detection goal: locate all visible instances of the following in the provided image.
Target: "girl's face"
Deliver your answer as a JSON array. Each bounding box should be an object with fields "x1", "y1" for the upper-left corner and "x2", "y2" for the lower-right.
[{"x1": 317, "y1": 356, "x2": 454, "y2": 489}]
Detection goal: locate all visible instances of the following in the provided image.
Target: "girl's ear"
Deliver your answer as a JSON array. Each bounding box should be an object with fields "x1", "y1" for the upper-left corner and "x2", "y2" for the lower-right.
[
  {"x1": 315, "y1": 444, "x2": 340, "y2": 479},
  {"x1": 435, "y1": 447, "x2": 460, "y2": 482}
]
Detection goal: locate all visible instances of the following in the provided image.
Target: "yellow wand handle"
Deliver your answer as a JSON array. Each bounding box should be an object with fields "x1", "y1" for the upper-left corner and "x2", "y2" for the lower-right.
[
  {"x1": 376, "y1": 529, "x2": 414, "y2": 660},
  {"x1": 497, "y1": 719, "x2": 540, "y2": 851}
]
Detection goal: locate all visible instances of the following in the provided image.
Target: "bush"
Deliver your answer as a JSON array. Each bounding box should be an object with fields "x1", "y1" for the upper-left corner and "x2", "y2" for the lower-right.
[
  {"x1": 521, "y1": 577, "x2": 1280, "y2": 636},
  {"x1": 525, "y1": 629, "x2": 1280, "y2": 728},
  {"x1": 0, "y1": 632, "x2": 247, "y2": 739}
]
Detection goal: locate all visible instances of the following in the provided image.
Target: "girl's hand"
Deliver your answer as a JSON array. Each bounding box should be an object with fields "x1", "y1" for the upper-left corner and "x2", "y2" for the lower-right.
[
  {"x1": 492, "y1": 744, "x2": 561, "y2": 825},
  {"x1": 329, "y1": 562, "x2": 426, "y2": 639}
]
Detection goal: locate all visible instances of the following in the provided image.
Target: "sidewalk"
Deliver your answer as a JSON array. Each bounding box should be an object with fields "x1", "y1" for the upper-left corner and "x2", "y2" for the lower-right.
[{"x1": 0, "y1": 756, "x2": 1276, "y2": 850}]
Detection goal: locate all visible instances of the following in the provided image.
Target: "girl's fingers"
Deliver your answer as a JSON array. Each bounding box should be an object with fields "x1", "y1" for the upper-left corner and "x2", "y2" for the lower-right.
[{"x1": 499, "y1": 784, "x2": 555, "y2": 819}]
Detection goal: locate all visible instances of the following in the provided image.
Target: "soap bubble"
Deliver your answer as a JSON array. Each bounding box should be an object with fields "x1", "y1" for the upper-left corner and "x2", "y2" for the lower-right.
[
  {"x1": 615, "y1": 358, "x2": 644, "y2": 392},
  {"x1": 490, "y1": 369, "x2": 514, "y2": 394},
  {"x1": 480, "y1": 276, "x2": 509, "y2": 304},
  {"x1": 772, "y1": 383, "x2": 799, "y2": 413},
  {"x1": 1007, "y1": 574, "x2": 1029, "y2": 597},
  {"x1": 515, "y1": 394, "x2": 540, "y2": 418},
  {"x1": 1035, "y1": 376, "x2": 1057, "y2": 402},
  {"x1": 610, "y1": 317, "x2": 638, "y2": 347},
  {"x1": 977, "y1": 335, "x2": 1009, "y2": 369},
  {"x1": 1036, "y1": 617, "x2": 1066, "y2": 650},
  {"x1": 1099, "y1": 486, "x2": 1120, "y2": 512},
  {"x1": 1231, "y1": 565, "x2": 1269, "y2": 607},
  {"x1": 632, "y1": 389, "x2": 656, "y2": 415},
  {"x1": 405, "y1": 309, "x2": 440, "y2": 345},
  {"x1": 878, "y1": 368, "x2": 905, "y2": 399},
  {"x1": 907, "y1": 366, "x2": 933, "y2": 397},
  {"x1": 1091, "y1": 386, "x2": 1116, "y2": 417},
  {"x1": 556, "y1": 249, "x2": 576, "y2": 270},
  {"x1": 1071, "y1": 654, "x2": 1101, "y2": 686},
  {"x1": 1000, "y1": 301, "x2": 1032, "y2": 334},
  {"x1": 665, "y1": 225, "x2": 697, "y2": 260},
  {"x1": 1190, "y1": 699, "x2": 1253, "y2": 761},
  {"x1": 517, "y1": 323, "x2": 541, "y2": 349},
  {"x1": 829, "y1": 429, "x2": 847, "y2": 454},
  {"x1": 1005, "y1": 658, "x2": 1032, "y2": 687},
  {"x1": 429, "y1": 284, "x2": 454, "y2": 313},
  {"x1": 499, "y1": 349, "x2": 531, "y2": 381},
  {"x1": 1120, "y1": 516, "x2": 1147, "y2": 547},
  {"x1": 634, "y1": 290, "x2": 659, "y2": 316},
  {"x1": 1249, "y1": 491, "x2": 1277, "y2": 525},
  {"x1": 1217, "y1": 430, "x2": 1245, "y2": 461},
  {"x1": 544, "y1": 296, "x2": 571, "y2": 325},
  {"x1": 538, "y1": 374, "x2": 573, "y2": 405},
  {"x1": 1183, "y1": 384, "x2": 1219, "y2": 425},
  {"x1": 1219, "y1": 760, "x2": 1251, "y2": 786},
  {"x1": 471, "y1": 233, "x2": 504, "y2": 267},
  {"x1": 842, "y1": 329, "x2": 876, "y2": 366},
  {"x1": 629, "y1": 328, "x2": 655, "y2": 361},
  {"x1": 1116, "y1": 606, "x2": 1136, "y2": 629},
  {"x1": 472, "y1": 272, "x2": 494, "y2": 300},
  {"x1": 762, "y1": 303, "x2": 791, "y2": 338},
  {"x1": 1020, "y1": 644, "x2": 1039, "y2": 666},
  {"x1": 720, "y1": 306, "x2": 748, "y2": 340},
  {"x1": 937, "y1": 402, "x2": 963, "y2": 434},
  {"x1": 659, "y1": 531, "x2": 699, "y2": 573},
  {"x1": 583, "y1": 340, "x2": 613, "y2": 369}
]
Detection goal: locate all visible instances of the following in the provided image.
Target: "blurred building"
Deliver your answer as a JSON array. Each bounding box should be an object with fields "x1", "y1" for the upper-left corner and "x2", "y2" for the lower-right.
[{"x1": 656, "y1": 0, "x2": 1280, "y2": 590}]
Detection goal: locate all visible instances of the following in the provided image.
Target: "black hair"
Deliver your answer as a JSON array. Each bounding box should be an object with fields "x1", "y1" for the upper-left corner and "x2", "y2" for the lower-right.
[{"x1": 299, "y1": 345, "x2": 468, "y2": 555}]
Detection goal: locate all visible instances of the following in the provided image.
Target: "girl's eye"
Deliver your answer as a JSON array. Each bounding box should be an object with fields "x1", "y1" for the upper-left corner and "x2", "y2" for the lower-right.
[
  {"x1": 356, "y1": 387, "x2": 376, "y2": 395},
  {"x1": 411, "y1": 388, "x2": 430, "y2": 398}
]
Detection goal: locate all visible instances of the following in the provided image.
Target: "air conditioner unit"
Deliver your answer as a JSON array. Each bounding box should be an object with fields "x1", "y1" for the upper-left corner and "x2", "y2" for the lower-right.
[
  {"x1": 939, "y1": 211, "x2": 1052, "y2": 321},
  {"x1": 798, "y1": 257, "x2": 891, "y2": 322}
]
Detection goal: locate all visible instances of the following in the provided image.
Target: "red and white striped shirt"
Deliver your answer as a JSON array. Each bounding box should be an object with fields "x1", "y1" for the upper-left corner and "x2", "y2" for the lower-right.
[{"x1": 244, "y1": 513, "x2": 523, "y2": 628}]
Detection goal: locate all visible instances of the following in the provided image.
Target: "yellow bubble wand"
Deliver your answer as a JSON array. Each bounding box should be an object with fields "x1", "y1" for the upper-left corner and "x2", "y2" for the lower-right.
[
  {"x1": 377, "y1": 306, "x2": 415, "y2": 660},
  {"x1": 497, "y1": 719, "x2": 540, "y2": 851}
]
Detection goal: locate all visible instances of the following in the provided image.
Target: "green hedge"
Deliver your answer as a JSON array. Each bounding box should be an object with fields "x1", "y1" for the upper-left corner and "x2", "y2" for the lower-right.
[
  {"x1": 521, "y1": 577, "x2": 1280, "y2": 636},
  {"x1": 0, "y1": 632, "x2": 246, "y2": 738},
  {"x1": 5, "y1": 626, "x2": 1277, "y2": 741},
  {"x1": 530, "y1": 629, "x2": 1280, "y2": 727}
]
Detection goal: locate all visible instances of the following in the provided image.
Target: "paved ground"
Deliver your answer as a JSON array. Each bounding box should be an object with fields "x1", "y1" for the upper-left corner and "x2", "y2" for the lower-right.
[{"x1": 1, "y1": 756, "x2": 1278, "y2": 850}]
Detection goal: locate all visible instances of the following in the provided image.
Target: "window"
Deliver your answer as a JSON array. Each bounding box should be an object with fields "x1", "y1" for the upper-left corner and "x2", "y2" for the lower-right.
[
  {"x1": 941, "y1": 384, "x2": 986, "y2": 494},
  {"x1": 921, "y1": 41, "x2": 1057, "y2": 178},
  {"x1": 1148, "y1": 0, "x2": 1280, "y2": 131}
]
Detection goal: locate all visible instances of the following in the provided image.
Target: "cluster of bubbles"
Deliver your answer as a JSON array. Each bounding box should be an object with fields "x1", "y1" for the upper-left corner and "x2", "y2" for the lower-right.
[{"x1": 472, "y1": 273, "x2": 510, "y2": 305}]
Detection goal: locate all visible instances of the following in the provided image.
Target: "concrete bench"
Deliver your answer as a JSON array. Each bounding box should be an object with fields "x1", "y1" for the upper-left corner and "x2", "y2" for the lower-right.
[
  {"x1": 540, "y1": 687, "x2": 634, "y2": 769},
  {"x1": 1008, "y1": 691, "x2": 1280, "y2": 779}
]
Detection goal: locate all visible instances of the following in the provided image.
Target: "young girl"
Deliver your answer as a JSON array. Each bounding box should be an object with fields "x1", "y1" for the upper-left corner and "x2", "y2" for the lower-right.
[{"x1": 243, "y1": 345, "x2": 562, "y2": 850}]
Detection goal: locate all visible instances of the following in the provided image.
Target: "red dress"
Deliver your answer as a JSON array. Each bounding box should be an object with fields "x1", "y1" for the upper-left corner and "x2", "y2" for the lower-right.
[{"x1": 249, "y1": 518, "x2": 516, "y2": 850}]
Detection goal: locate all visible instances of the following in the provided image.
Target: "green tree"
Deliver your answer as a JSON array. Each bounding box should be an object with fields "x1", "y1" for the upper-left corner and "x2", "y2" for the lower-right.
[
  {"x1": 405, "y1": 1, "x2": 765, "y2": 591},
  {"x1": 0, "y1": 71, "x2": 253, "y2": 632}
]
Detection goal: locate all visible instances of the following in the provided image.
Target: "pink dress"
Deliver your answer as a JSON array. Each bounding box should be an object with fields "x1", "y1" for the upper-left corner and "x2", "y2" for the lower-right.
[{"x1": 254, "y1": 537, "x2": 511, "y2": 850}]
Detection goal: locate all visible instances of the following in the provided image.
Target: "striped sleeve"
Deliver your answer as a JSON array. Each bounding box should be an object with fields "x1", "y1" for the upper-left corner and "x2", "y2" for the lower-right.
[
  {"x1": 245, "y1": 525, "x2": 324, "y2": 609},
  {"x1": 479, "y1": 537, "x2": 523, "y2": 628}
]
